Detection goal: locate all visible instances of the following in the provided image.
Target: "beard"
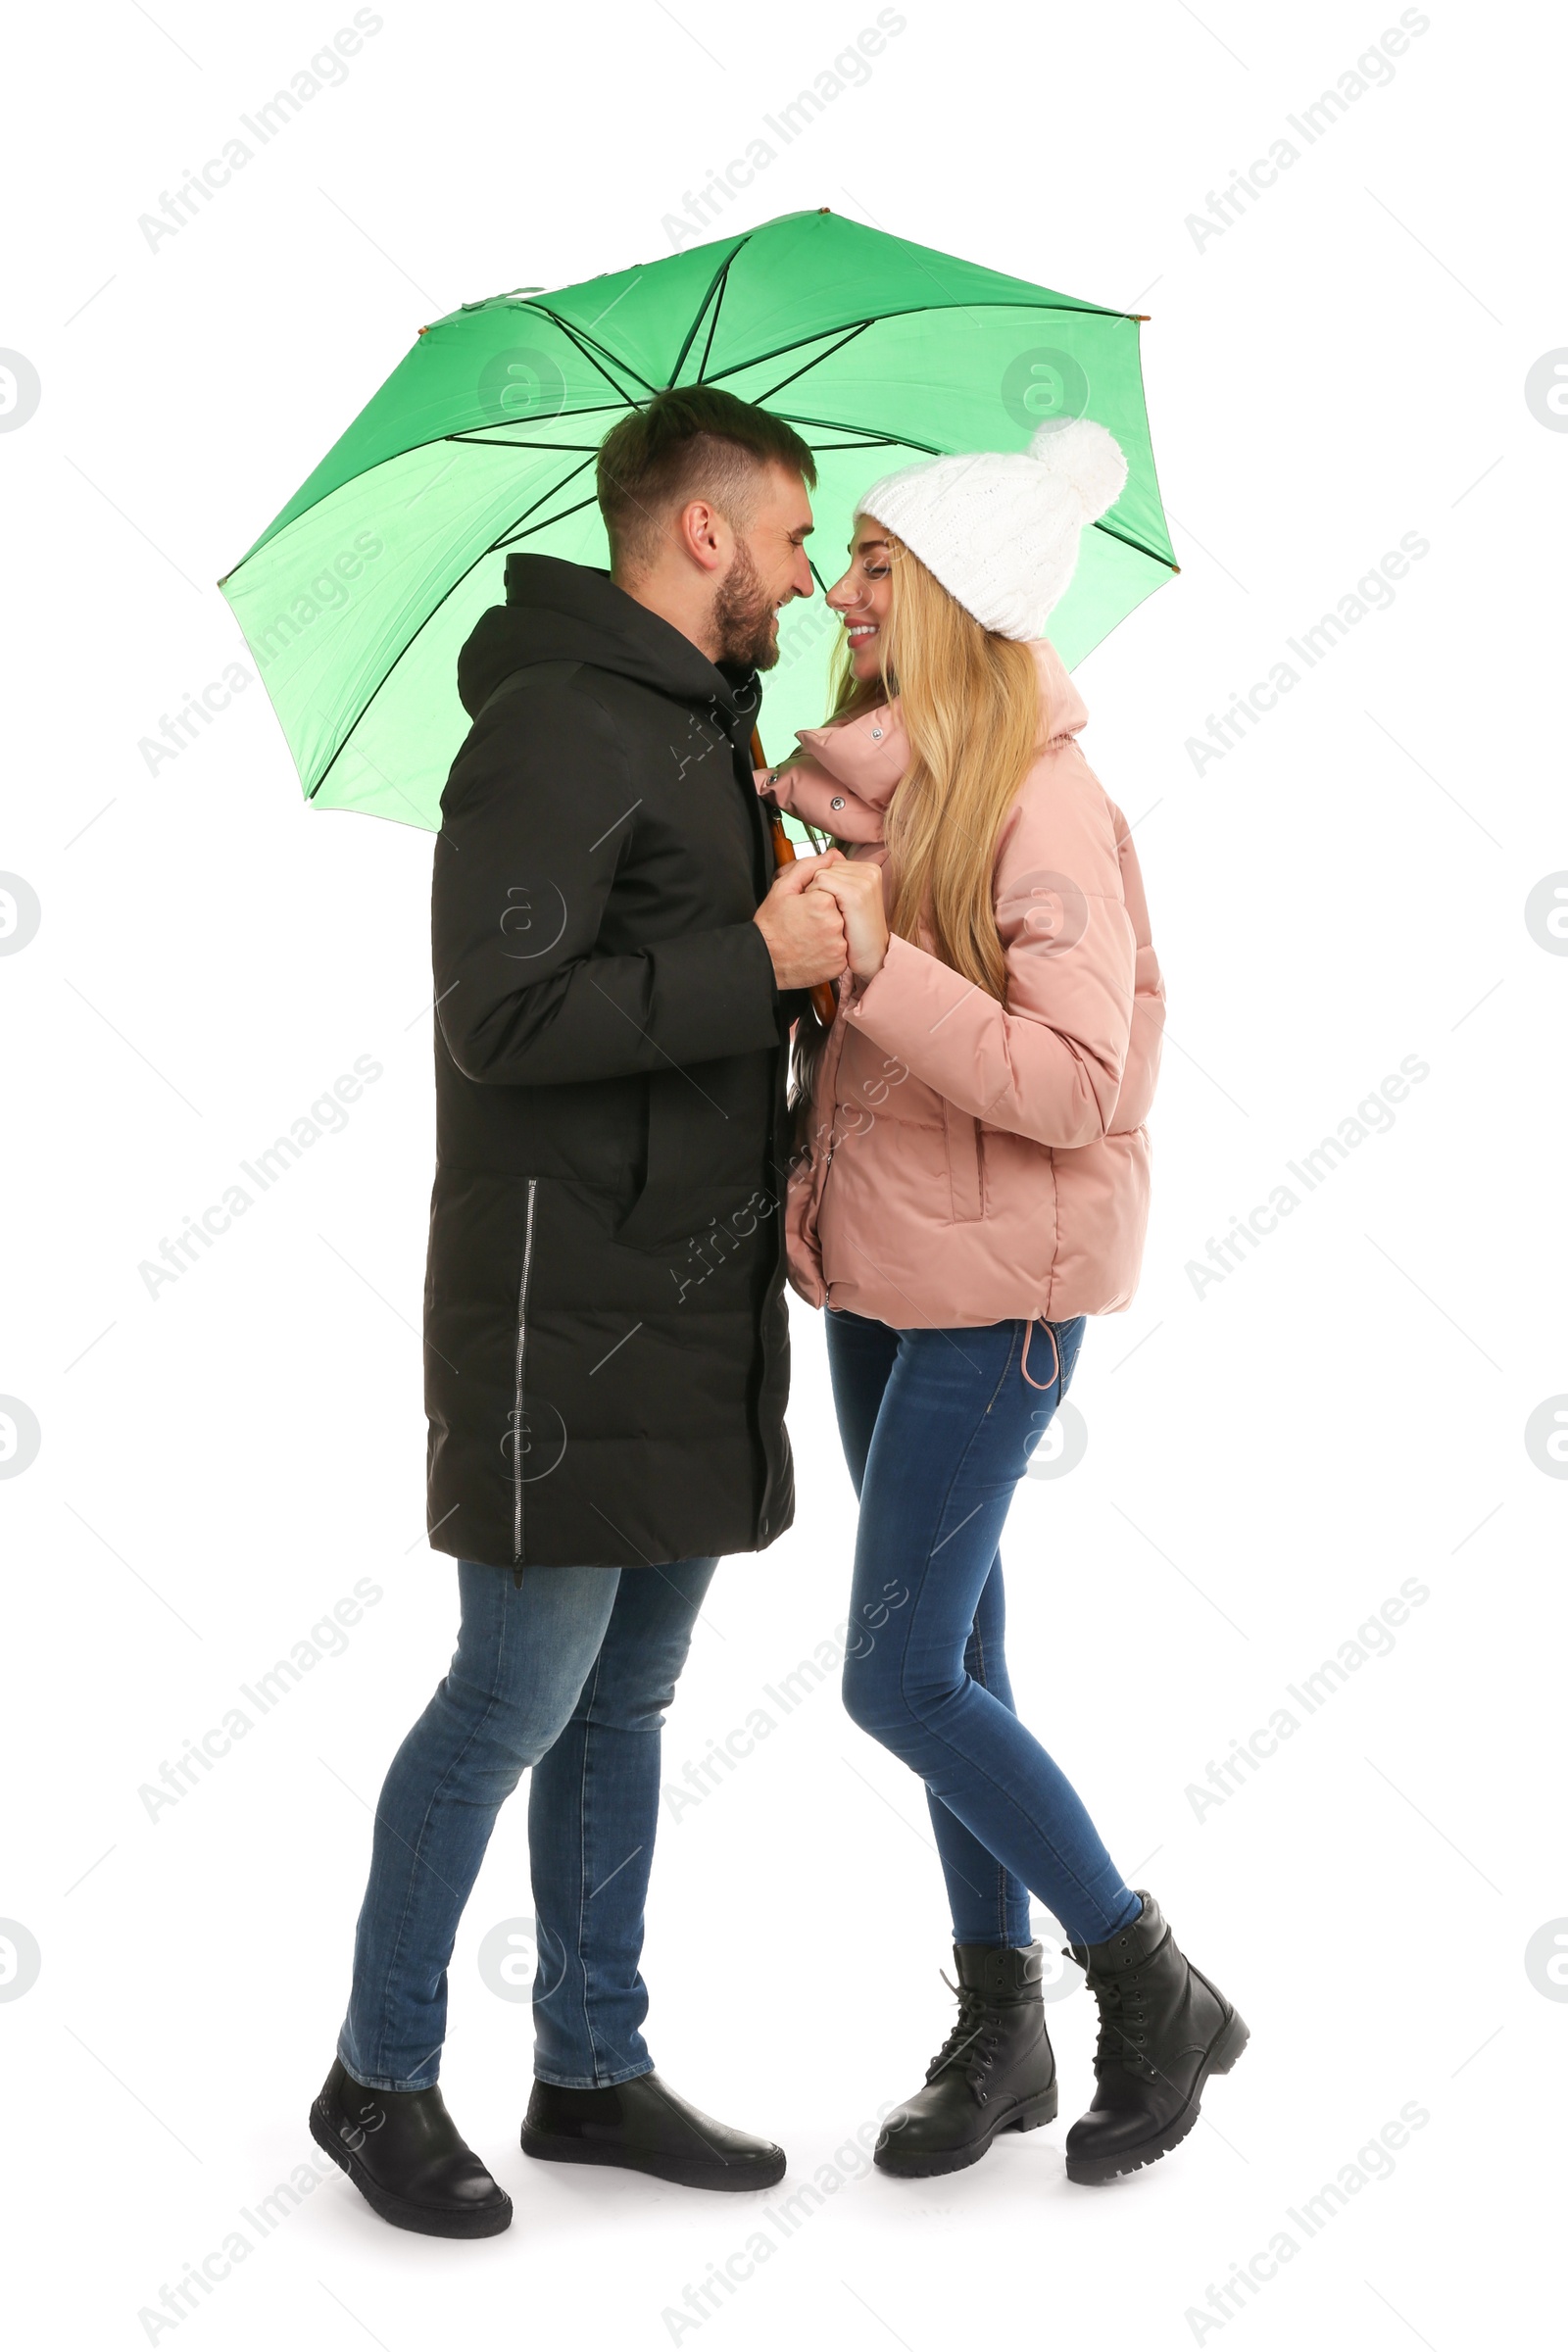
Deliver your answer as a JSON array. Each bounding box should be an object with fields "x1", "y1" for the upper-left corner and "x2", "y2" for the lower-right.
[{"x1": 712, "y1": 540, "x2": 781, "y2": 672}]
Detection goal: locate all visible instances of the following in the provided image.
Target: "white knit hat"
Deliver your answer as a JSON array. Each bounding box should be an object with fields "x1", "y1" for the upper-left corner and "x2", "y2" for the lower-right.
[{"x1": 857, "y1": 416, "x2": 1128, "y2": 641}]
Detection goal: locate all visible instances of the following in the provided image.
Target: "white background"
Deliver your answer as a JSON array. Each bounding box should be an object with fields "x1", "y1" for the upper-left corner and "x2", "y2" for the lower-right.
[{"x1": 2, "y1": 1, "x2": 1564, "y2": 2345}]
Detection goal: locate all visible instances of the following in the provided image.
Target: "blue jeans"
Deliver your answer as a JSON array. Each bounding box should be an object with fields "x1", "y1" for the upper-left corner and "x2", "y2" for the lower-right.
[
  {"x1": 338, "y1": 1555, "x2": 716, "y2": 2091},
  {"x1": 826, "y1": 1309, "x2": 1140, "y2": 1950}
]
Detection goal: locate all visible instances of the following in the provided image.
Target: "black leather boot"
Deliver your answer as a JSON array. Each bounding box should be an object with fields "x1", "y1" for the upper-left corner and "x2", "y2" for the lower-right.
[
  {"x1": 522, "y1": 2072, "x2": 785, "y2": 2191},
  {"x1": 1065, "y1": 1891, "x2": 1248, "y2": 2185},
  {"x1": 310, "y1": 2058, "x2": 513, "y2": 2237},
  {"x1": 873, "y1": 1942, "x2": 1058, "y2": 2179}
]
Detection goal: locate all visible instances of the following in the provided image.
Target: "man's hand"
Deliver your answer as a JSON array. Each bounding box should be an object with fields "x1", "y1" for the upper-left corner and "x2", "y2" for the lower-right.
[
  {"x1": 754, "y1": 851, "x2": 850, "y2": 989},
  {"x1": 807, "y1": 857, "x2": 889, "y2": 981}
]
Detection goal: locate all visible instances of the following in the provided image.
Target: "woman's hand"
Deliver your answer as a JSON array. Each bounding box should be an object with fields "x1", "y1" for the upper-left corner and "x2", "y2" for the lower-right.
[{"x1": 808, "y1": 858, "x2": 889, "y2": 981}]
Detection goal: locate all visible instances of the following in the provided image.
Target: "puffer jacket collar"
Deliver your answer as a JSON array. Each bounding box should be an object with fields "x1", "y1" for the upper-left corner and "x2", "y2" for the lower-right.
[{"x1": 789, "y1": 638, "x2": 1088, "y2": 837}]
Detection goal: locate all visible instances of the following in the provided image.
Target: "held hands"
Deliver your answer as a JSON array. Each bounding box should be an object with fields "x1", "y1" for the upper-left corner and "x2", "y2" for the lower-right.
[
  {"x1": 753, "y1": 851, "x2": 851, "y2": 990},
  {"x1": 806, "y1": 857, "x2": 889, "y2": 982}
]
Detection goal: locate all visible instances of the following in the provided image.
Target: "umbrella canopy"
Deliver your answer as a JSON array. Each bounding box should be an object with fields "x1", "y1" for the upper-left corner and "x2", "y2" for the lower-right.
[{"x1": 220, "y1": 209, "x2": 1175, "y2": 832}]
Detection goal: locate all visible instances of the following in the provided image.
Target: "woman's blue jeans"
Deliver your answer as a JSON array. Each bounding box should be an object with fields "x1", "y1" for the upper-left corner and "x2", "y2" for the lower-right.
[
  {"x1": 338, "y1": 1555, "x2": 716, "y2": 2092},
  {"x1": 825, "y1": 1308, "x2": 1140, "y2": 1950}
]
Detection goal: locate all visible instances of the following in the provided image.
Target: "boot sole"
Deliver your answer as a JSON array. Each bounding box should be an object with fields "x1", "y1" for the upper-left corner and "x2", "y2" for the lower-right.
[
  {"x1": 872, "y1": 2083, "x2": 1060, "y2": 2179},
  {"x1": 310, "y1": 2099, "x2": 514, "y2": 2237},
  {"x1": 520, "y1": 2122, "x2": 785, "y2": 2193},
  {"x1": 1064, "y1": 2007, "x2": 1250, "y2": 2186}
]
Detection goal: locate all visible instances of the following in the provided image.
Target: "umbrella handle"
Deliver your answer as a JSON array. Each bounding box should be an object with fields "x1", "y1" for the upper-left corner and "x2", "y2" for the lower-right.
[{"x1": 752, "y1": 728, "x2": 839, "y2": 1030}]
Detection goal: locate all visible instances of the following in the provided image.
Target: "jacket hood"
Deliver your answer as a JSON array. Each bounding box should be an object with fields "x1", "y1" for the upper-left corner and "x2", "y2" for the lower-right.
[{"x1": 457, "y1": 553, "x2": 758, "y2": 723}]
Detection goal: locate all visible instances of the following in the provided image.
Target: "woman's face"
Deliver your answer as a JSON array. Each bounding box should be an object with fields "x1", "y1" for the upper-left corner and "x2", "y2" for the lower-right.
[{"x1": 825, "y1": 517, "x2": 894, "y2": 686}]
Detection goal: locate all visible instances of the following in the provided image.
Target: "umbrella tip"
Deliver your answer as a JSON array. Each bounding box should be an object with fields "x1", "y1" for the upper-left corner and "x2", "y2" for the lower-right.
[{"x1": 818, "y1": 205, "x2": 831, "y2": 213}]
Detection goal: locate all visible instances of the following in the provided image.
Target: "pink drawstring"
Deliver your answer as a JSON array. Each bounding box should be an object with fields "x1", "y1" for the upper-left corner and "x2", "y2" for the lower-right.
[{"x1": 1020, "y1": 1316, "x2": 1059, "y2": 1391}]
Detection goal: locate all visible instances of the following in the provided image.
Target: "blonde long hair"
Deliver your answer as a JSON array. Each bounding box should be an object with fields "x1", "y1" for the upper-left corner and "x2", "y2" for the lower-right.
[{"x1": 813, "y1": 525, "x2": 1044, "y2": 1001}]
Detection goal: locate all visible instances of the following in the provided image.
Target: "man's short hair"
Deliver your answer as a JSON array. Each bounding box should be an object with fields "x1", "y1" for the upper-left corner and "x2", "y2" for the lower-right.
[{"x1": 596, "y1": 387, "x2": 816, "y2": 574}]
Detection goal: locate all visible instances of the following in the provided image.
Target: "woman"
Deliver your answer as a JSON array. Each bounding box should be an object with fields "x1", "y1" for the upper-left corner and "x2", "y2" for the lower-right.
[{"x1": 761, "y1": 418, "x2": 1246, "y2": 2186}]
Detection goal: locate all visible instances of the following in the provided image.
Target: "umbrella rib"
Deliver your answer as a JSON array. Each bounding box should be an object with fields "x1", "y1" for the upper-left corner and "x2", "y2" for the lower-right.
[
  {"x1": 480, "y1": 453, "x2": 600, "y2": 552},
  {"x1": 768, "y1": 411, "x2": 946, "y2": 459},
  {"x1": 666, "y1": 237, "x2": 750, "y2": 386},
  {"x1": 702, "y1": 296, "x2": 1135, "y2": 394},
  {"x1": 753, "y1": 318, "x2": 874, "y2": 406},
  {"x1": 305, "y1": 456, "x2": 593, "y2": 806},
  {"x1": 493, "y1": 492, "x2": 600, "y2": 548},
  {"x1": 449, "y1": 438, "x2": 612, "y2": 452},
  {"x1": 448, "y1": 400, "x2": 631, "y2": 438},
  {"x1": 518, "y1": 302, "x2": 656, "y2": 403},
  {"x1": 226, "y1": 414, "x2": 625, "y2": 576},
  {"x1": 704, "y1": 323, "x2": 874, "y2": 389},
  {"x1": 1091, "y1": 515, "x2": 1178, "y2": 571},
  {"x1": 694, "y1": 257, "x2": 735, "y2": 382}
]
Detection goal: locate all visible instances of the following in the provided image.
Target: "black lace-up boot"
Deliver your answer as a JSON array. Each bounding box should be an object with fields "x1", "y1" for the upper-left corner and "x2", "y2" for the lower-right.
[
  {"x1": 873, "y1": 1941, "x2": 1057, "y2": 2178},
  {"x1": 310, "y1": 2058, "x2": 513, "y2": 2236},
  {"x1": 1065, "y1": 1891, "x2": 1248, "y2": 2185}
]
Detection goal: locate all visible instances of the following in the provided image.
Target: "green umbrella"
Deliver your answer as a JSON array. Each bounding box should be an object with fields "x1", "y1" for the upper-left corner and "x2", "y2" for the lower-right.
[{"x1": 220, "y1": 208, "x2": 1175, "y2": 833}]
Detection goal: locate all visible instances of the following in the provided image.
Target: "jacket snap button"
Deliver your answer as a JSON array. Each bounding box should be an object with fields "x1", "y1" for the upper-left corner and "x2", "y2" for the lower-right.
[{"x1": 830, "y1": 796, "x2": 846, "y2": 810}]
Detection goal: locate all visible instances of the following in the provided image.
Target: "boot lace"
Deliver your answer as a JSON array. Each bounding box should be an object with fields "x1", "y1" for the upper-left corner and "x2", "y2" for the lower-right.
[
  {"x1": 925, "y1": 1971, "x2": 1004, "y2": 2102},
  {"x1": 1084, "y1": 1959, "x2": 1154, "y2": 2078}
]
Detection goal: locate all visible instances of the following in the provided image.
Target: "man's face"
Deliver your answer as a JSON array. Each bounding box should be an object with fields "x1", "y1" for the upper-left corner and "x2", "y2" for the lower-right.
[{"x1": 712, "y1": 463, "x2": 814, "y2": 671}]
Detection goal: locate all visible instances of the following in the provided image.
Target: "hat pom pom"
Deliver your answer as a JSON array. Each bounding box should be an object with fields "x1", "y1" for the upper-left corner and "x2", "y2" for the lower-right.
[{"x1": 1027, "y1": 416, "x2": 1127, "y2": 521}]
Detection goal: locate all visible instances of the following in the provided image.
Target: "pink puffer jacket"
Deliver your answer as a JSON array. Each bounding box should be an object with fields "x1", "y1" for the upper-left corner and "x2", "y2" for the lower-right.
[{"x1": 763, "y1": 638, "x2": 1164, "y2": 1331}]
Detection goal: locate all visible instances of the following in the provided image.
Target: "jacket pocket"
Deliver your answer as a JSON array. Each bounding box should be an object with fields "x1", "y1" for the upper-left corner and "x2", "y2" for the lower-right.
[
  {"x1": 615, "y1": 1068, "x2": 742, "y2": 1250},
  {"x1": 943, "y1": 1102, "x2": 984, "y2": 1222}
]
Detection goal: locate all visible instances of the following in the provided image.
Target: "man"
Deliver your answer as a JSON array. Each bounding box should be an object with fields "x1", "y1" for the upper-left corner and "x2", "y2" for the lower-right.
[{"x1": 311, "y1": 389, "x2": 846, "y2": 2235}]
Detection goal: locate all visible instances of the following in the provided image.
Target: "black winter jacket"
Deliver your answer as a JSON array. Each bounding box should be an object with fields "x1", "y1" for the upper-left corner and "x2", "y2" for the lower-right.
[{"x1": 423, "y1": 554, "x2": 797, "y2": 1572}]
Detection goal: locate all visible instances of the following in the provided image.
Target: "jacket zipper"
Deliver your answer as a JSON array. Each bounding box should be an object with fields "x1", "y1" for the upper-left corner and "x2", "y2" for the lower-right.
[{"x1": 512, "y1": 1179, "x2": 538, "y2": 1568}]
